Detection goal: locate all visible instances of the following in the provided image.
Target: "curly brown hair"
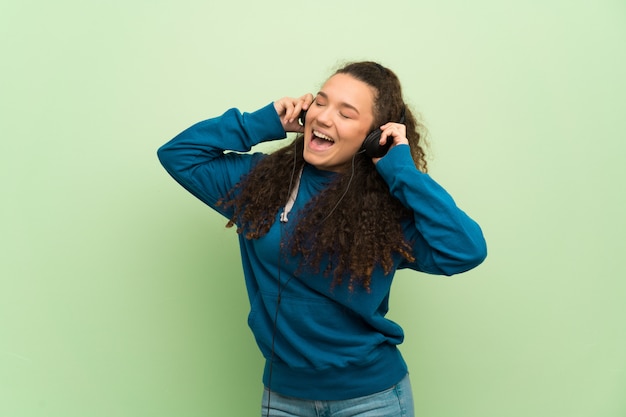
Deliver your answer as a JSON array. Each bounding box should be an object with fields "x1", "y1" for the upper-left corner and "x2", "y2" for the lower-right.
[{"x1": 219, "y1": 61, "x2": 428, "y2": 291}]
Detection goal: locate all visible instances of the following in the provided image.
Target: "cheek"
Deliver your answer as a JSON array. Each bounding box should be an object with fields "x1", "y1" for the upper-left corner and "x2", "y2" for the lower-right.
[{"x1": 338, "y1": 127, "x2": 368, "y2": 150}]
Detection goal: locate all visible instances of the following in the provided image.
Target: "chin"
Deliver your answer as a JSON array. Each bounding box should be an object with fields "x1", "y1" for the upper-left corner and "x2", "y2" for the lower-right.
[
  {"x1": 302, "y1": 149, "x2": 328, "y2": 171},
  {"x1": 302, "y1": 148, "x2": 320, "y2": 166}
]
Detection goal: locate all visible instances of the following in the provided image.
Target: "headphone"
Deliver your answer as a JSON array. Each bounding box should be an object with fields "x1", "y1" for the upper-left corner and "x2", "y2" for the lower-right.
[{"x1": 299, "y1": 108, "x2": 406, "y2": 158}]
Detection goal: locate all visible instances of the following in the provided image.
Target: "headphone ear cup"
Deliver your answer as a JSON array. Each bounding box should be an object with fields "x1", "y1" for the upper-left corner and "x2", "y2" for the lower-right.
[
  {"x1": 361, "y1": 129, "x2": 392, "y2": 158},
  {"x1": 361, "y1": 108, "x2": 405, "y2": 158}
]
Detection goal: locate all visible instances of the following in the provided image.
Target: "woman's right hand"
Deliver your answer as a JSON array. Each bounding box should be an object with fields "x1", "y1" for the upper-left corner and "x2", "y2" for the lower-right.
[{"x1": 273, "y1": 93, "x2": 314, "y2": 133}]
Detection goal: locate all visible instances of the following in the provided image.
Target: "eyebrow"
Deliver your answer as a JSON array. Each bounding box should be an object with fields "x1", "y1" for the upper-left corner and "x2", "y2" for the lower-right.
[{"x1": 316, "y1": 91, "x2": 361, "y2": 115}]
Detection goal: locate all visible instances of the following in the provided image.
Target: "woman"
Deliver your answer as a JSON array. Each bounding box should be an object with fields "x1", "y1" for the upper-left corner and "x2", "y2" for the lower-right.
[{"x1": 158, "y1": 61, "x2": 487, "y2": 417}]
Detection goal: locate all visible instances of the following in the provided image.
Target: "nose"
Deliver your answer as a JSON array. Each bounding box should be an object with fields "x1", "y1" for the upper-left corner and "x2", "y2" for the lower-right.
[{"x1": 315, "y1": 106, "x2": 333, "y2": 127}]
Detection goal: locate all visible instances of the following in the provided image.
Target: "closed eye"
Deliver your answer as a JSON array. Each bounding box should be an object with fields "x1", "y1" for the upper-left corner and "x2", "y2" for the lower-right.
[{"x1": 313, "y1": 97, "x2": 326, "y2": 107}]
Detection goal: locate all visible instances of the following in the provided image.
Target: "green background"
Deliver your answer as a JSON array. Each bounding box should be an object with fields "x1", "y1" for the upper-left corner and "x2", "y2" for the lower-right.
[{"x1": 2, "y1": 1, "x2": 625, "y2": 416}]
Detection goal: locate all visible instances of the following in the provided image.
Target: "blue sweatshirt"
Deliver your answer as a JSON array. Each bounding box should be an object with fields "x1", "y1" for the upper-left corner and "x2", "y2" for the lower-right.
[{"x1": 157, "y1": 103, "x2": 487, "y2": 401}]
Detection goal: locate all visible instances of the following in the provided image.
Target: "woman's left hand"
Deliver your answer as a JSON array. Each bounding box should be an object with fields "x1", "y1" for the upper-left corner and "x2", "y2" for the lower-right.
[{"x1": 372, "y1": 122, "x2": 409, "y2": 164}]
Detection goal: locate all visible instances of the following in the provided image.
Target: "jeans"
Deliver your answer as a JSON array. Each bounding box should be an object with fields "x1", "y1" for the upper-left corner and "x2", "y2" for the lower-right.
[{"x1": 261, "y1": 373, "x2": 414, "y2": 417}]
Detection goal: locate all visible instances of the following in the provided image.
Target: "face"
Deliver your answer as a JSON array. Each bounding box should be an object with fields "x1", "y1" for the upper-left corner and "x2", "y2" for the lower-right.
[{"x1": 302, "y1": 73, "x2": 376, "y2": 172}]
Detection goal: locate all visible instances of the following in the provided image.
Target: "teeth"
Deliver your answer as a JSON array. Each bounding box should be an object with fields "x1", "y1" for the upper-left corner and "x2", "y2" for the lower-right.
[{"x1": 313, "y1": 130, "x2": 334, "y2": 142}]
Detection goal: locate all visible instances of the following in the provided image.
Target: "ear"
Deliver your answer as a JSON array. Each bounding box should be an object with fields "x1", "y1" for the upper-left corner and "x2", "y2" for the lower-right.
[{"x1": 361, "y1": 129, "x2": 392, "y2": 158}]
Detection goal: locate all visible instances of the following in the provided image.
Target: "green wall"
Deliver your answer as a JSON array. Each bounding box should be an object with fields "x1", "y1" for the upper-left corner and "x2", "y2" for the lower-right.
[{"x1": 2, "y1": 1, "x2": 625, "y2": 416}]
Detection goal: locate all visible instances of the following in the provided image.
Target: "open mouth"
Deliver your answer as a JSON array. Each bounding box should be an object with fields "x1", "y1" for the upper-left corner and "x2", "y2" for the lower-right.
[{"x1": 310, "y1": 130, "x2": 335, "y2": 150}]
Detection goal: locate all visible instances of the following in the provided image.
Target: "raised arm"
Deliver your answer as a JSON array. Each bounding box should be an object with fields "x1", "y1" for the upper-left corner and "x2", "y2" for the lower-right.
[
  {"x1": 376, "y1": 144, "x2": 487, "y2": 276},
  {"x1": 157, "y1": 103, "x2": 286, "y2": 216}
]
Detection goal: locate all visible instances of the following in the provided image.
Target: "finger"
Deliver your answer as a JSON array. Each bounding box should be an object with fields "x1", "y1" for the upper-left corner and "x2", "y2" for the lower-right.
[
  {"x1": 283, "y1": 101, "x2": 298, "y2": 123},
  {"x1": 380, "y1": 122, "x2": 405, "y2": 131},
  {"x1": 383, "y1": 123, "x2": 399, "y2": 139},
  {"x1": 293, "y1": 94, "x2": 313, "y2": 122},
  {"x1": 301, "y1": 93, "x2": 314, "y2": 110},
  {"x1": 278, "y1": 98, "x2": 294, "y2": 116},
  {"x1": 287, "y1": 102, "x2": 301, "y2": 123},
  {"x1": 289, "y1": 96, "x2": 308, "y2": 122},
  {"x1": 380, "y1": 130, "x2": 393, "y2": 147},
  {"x1": 382, "y1": 125, "x2": 405, "y2": 146}
]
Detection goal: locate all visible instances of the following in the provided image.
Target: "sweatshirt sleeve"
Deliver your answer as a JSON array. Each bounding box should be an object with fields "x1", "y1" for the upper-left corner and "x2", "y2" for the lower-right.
[
  {"x1": 375, "y1": 144, "x2": 487, "y2": 276},
  {"x1": 157, "y1": 103, "x2": 286, "y2": 217}
]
